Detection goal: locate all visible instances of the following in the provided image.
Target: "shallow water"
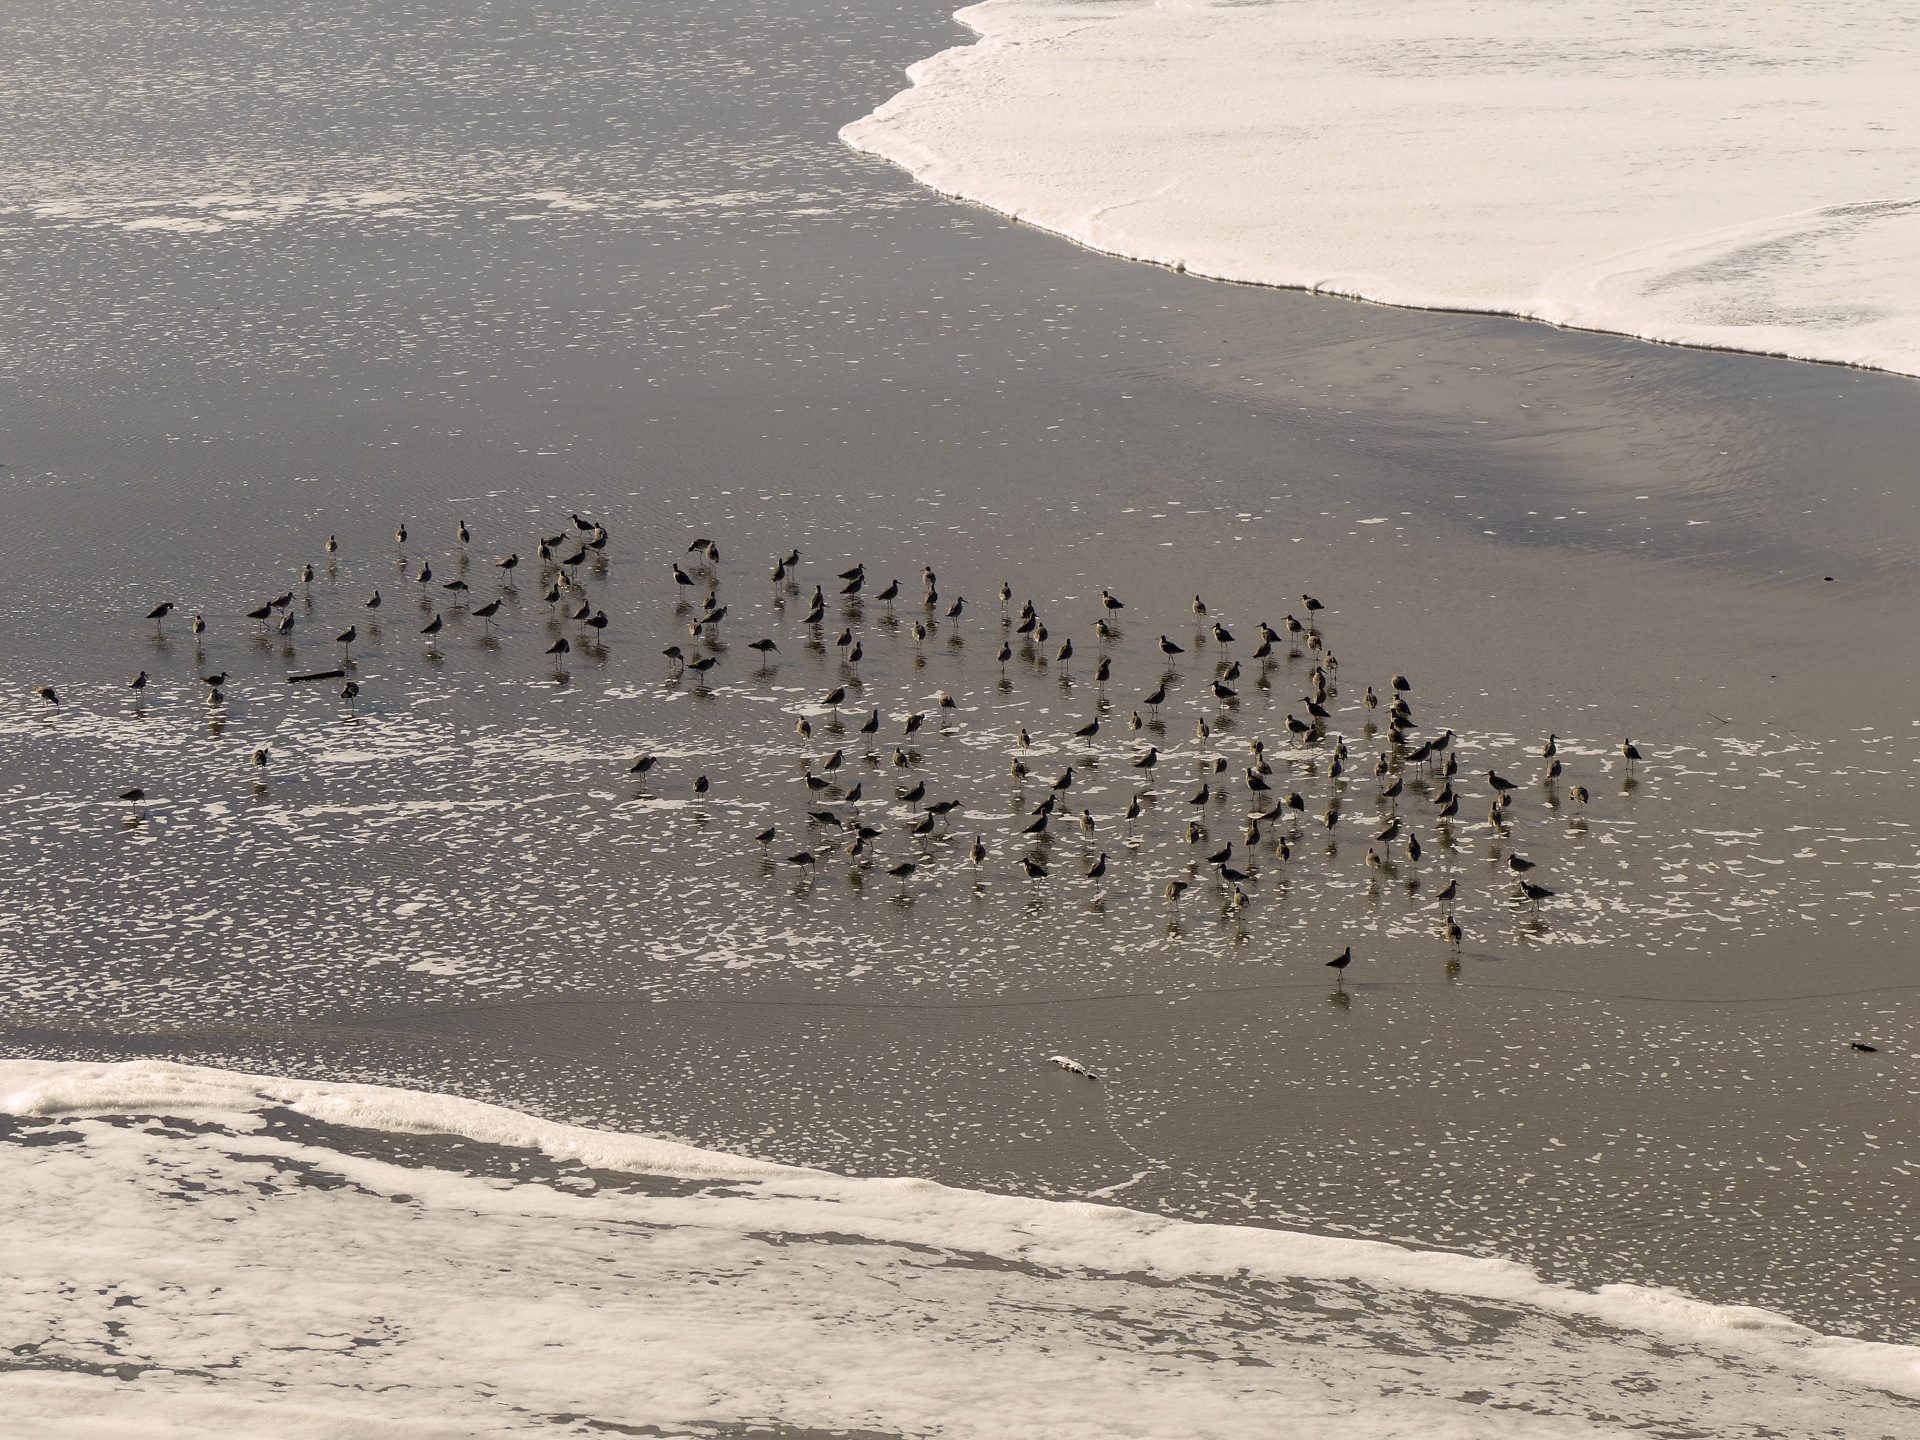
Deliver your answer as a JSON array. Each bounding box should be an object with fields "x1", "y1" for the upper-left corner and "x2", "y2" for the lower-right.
[{"x1": 4, "y1": 0, "x2": 1920, "y2": 1362}]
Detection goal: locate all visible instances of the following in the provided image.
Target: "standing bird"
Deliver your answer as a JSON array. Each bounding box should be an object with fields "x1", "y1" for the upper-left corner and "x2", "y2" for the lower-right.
[
  {"x1": 396, "y1": 523, "x2": 408, "y2": 545},
  {"x1": 145, "y1": 601, "x2": 175, "y2": 634},
  {"x1": 128, "y1": 671, "x2": 148, "y2": 692},
  {"x1": 420, "y1": 614, "x2": 443, "y2": 651},
  {"x1": 1325, "y1": 946, "x2": 1352, "y2": 978},
  {"x1": 472, "y1": 599, "x2": 502, "y2": 632},
  {"x1": 336, "y1": 625, "x2": 357, "y2": 657},
  {"x1": 1621, "y1": 738, "x2": 1642, "y2": 774},
  {"x1": 340, "y1": 681, "x2": 360, "y2": 707},
  {"x1": 34, "y1": 685, "x2": 61, "y2": 706},
  {"x1": 366, "y1": 590, "x2": 383, "y2": 612},
  {"x1": 1159, "y1": 636, "x2": 1184, "y2": 657},
  {"x1": 457, "y1": 520, "x2": 470, "y2": 545}
]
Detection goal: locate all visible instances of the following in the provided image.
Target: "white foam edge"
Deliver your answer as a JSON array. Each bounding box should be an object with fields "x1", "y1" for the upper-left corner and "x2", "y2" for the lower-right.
[{"x1": 6, "y1": 1056, "x2": 1919, "y2": 1399}]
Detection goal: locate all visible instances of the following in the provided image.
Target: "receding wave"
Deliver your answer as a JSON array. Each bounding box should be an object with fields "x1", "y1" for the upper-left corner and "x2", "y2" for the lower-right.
[
  {"x1": 4, "y1": 1059, "x2": 1918, "y2": 1437},
  {"x1": 843, "y1": 0, "x2": 1920, "y2": 377}
]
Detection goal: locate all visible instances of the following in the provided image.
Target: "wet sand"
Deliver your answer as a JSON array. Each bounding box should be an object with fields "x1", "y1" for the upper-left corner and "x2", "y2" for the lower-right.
[{"x1": 4, "y1": 0, "x2": 1920, "y2": 1345}]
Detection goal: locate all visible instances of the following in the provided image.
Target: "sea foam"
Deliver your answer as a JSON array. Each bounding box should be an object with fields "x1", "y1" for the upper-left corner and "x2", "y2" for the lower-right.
[
  {"x1": 842, "y1": 0, "x2": 1920, "y2": 376},
  {"x1": 4, "y1": 1059, "x2": 1920, "y2": 1437}
]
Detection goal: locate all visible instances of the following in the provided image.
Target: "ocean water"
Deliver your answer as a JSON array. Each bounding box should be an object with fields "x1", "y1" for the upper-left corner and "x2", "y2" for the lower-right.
[
  {"x1": 6, "y1": 1058, "x2": 1920, "y2": 1438},
  {"x1": 843, "y1": 0, "x2": 1920, "y2": 375},
  {"x1": 7, "y1": 0, "x2": 1920, "y2": 1428}
]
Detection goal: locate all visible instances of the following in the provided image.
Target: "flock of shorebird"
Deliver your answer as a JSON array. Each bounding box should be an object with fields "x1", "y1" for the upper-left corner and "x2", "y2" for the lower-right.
[
  {"x1": 630, "y1": 534, "x2": 1651, "y2": 979},
  {"x1": 36, "y1": 513, "x2": 617, "y2": 803},
  {"x1": 30, "y1": 513, "x2": 1650, "y2": 981}
]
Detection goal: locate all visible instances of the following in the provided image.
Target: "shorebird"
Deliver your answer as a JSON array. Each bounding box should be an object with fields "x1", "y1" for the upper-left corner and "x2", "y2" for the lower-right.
[
  {"x1": 1159, "y1": 635, "x2": 1184, "y2": 656},
  {"x1": 340, "y1": 681, "x2": 359, "y2": 707},
  {"x1": 396, "y1": 523, "x2": 408, "y2": 545},
  {"x1": 472, "y1": 599, "x2": 501, "y2": 631},
  {"x1": 1487, "y1": 770, "x2": 1518, "y2": 796},
  {"x1": 421, "y1": 614, "x2": 442, "y2": 650},
  {"x1": 628, "y1": 755, "x2": 655, "y2": 777},
  {"x1": 1621, "y1": 738, "x2": 1642, "y2": 774},
  {"x1": 34, "y1": 685, "x2": 60, "y2": 705},
  {"x1": 128, "y1": 671, "x2": 148, "y2": 692},
  {"x1": 1326, "y1": 945, "x2": 1352, "y2": 976},
  {"x1": 366, "y1": 590, "x2": 382, "y2": 611},
  {"x1": 336, "y1": 625, "x2": 357, "y2": 656},
  {"x1": 496, "y1": 553, "x2": 519, "y2": 577},
  {"x1": 1302, "y1": 595, "x2": 1324, "y2": 621},
  {"x1": 1020, "y1": 856, "x2": 1048, "y2": 880},
  {"x1": 145, "y1": 601, "x2": 175, "y2": 634}
]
